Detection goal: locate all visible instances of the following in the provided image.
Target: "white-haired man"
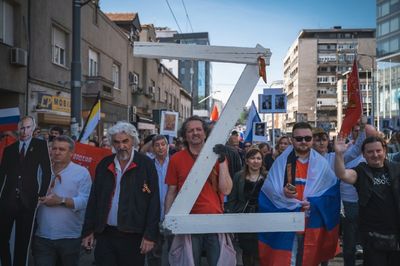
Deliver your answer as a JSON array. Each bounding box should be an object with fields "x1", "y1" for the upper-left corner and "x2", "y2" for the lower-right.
[{"x1": 82, "y1": 122, "x2": 160, "y2": 266}]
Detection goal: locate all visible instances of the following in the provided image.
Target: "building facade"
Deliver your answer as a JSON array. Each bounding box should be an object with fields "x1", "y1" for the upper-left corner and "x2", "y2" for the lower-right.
[
  {"x1": 283, "y1": 27, "x2": 375, "y2": 133},
  {"x1": 107, "y1": 21, "x2": 192, "y2": 137},
  {"x1": 376, "y1": 0, "x2": 400, "y2": 130},
  {"x1": 157, "y1": 30, "x2": 212, "y2": 117},
  {"x1": 28, "y1": 1, "x2": 140, "y2": 138},
  {"x1": 0, "y1": 0, "x2": 28, "y2": 114}
]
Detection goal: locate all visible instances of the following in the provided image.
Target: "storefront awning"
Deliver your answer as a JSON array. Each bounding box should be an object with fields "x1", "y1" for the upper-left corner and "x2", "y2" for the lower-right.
[
  {"x1": 138, "y1": 122, "x2": 156, "y2": 131},
  {"x1": 37, "y1": 112, "x2": 70, "y2": 126}
]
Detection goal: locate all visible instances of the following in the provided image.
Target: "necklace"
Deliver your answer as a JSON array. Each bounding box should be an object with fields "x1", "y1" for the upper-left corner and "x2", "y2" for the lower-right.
[{"x1": 247, "y1": 173, "x2": 261, "y2": 182}]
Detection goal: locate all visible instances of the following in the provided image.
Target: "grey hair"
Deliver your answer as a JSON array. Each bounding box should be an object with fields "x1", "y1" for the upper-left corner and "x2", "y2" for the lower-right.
[
  {"x1": 18, "y1": 116, "x2": 36, "y2": 129},
  {"x1": 53, "y1": 135, "x2": 75, "y2": 151},
  {"x1": 152, "y1": 134, "x2": 168, "y2": 146},
  {"x1": 107, "y1": 121, "x2": 140, "y2": 148}
]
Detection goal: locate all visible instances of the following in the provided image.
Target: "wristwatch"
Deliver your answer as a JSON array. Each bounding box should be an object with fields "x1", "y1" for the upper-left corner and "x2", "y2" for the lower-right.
[{"x1": 60, "y1": 197, "x2": 66, "y2": 206}]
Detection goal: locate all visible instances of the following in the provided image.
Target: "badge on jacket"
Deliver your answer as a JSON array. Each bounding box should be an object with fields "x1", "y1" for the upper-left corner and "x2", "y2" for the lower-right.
[{"x1": 142, "y1": 182, "x2": 151, "y2": 194}]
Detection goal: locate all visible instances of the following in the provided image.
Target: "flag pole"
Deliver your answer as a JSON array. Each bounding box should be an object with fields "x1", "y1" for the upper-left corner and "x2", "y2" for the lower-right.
[{"x1": 78, "y1": 91, "x2": 100, "y2": 142}]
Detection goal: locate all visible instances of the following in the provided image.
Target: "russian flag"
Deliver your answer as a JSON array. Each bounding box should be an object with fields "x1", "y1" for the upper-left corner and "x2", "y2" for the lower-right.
[
  {"x1": 0, "y1": 107, "x2": 20, "y2": 132},
  {"x1": 258, "y1": 146, "x2": 340, "y2": 266}
]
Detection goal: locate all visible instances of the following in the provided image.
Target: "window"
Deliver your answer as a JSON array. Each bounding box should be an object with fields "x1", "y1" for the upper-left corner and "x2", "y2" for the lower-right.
[
  {"x1": 52, "y1": 27, "x2": 67, "y2": 66},
  {"x1": 318, "y1": 54, "x2": 336, "y2": 62},
  {"x1": 112, "y1": 63, "x2": 120, "y2": 89},
  {"x1": 0, "y1": 0, "x2": 14, "y2": 46},
  {"x1": 89, "y1": 49, "x2": 98, "y2": 76}
]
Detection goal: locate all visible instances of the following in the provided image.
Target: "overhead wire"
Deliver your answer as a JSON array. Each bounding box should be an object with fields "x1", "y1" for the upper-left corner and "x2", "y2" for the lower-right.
[
  {"x1": 181, "y1": 0, "x2": 194, "y2": 32},
  {"x1": 165, "y1": 0, "x2": 182, "y2": 33}
]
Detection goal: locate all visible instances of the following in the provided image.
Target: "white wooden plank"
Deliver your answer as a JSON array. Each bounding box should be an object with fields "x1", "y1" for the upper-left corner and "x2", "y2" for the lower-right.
[
  {"x1": 134, "y1": 42, "x2": 271, "y2": 65},
  {"x1": 166, "y1": 64, "x2": 260, "y2": 216},
  {"x1": 164, "y1": 213, "x2": 305, "y2": 234}
]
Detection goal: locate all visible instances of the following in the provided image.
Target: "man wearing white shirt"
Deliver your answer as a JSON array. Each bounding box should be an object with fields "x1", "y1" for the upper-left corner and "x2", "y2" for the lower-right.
[{"x1": 33, "y1": 135, "x2": 92, "y2": 266}]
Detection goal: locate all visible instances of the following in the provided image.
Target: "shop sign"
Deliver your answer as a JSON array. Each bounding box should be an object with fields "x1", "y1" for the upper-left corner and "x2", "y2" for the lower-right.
[{"x1": 37, "y1": 93, "x2": 71, "y2": 113}]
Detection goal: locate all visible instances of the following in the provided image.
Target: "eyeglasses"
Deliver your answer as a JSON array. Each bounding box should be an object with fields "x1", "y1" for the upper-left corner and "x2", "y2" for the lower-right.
[
  {"x1": 244, "y1": 144, "x2": 252, "y2": 148},
  {"x1": 293, "y1": 136, "x2": 313, "y2": 142}
]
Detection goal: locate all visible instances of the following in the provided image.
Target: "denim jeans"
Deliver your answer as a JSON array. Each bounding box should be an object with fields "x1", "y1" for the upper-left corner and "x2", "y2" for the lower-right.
[
  {"x1": 191, "y1": 234, "x2": 220, "y2": 266},
  {"x1": 32, "y1": 236, "x2": 81, "y2": 266},
  {"x1": 342, "y1": 201, "x2": 359, "y2": 266}
]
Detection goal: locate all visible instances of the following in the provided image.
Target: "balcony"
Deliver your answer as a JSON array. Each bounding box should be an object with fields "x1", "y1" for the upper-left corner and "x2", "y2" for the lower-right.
[{"x1": 84, "y1": 76, "x2": 115, "y2": 100}]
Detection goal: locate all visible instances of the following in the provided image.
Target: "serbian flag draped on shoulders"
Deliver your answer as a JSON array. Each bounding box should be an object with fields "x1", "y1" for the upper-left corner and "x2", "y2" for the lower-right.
[{"x1": 258, "y1": 146, "x2": 340, "y2": 266}]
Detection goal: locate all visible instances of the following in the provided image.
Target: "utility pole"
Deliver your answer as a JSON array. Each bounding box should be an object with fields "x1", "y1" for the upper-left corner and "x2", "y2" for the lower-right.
[
  {"x1": 70, "y1": 0, "x2": 82, "y2": 139},
  {"x1": 70, "y1": 0, "x2": 94, "y2": 139}
]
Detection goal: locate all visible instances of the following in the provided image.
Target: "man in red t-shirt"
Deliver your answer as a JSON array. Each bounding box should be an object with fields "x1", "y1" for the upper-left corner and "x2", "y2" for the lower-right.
[{"x1": 164, "y1": 116, "x2": 232, "y2": 265}]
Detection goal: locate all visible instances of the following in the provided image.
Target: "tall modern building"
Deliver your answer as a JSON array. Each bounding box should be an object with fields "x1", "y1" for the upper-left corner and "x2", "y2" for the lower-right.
[
  {"x1": 157, "y1": 30, "x2": 212, "y2": 117},
  {"x1": 283, "y1": 27, "x2": 375, "y2": 133},
  {"x1": 376, "y1": 0, "x2": 400, "y2": 130}
]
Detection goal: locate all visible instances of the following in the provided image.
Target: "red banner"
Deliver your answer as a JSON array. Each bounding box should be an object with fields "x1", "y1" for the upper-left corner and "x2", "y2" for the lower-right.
[
  {"x1": 340, "y1": 59, "x2": 362, "y2": 137},
  {"x1": 72, "y1": 142, "x2": 112, "y2": 180},
  {"x1": 0, "y1": 135, "x2": 17, "y2": 162}
]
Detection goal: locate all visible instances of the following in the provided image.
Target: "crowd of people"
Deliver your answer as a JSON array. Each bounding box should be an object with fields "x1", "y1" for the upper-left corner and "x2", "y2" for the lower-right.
[{"x1": 0, "y1": 114, "x2": 399, "y2": 266}]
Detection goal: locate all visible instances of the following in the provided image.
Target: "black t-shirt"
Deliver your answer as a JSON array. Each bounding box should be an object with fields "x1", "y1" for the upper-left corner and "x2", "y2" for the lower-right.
[
  {"x1": 353, "y1": 166, "x2": 399, "y2": 233},
  {"x1": 243, "y1": 178, "x2": 264, "y2": 213}
]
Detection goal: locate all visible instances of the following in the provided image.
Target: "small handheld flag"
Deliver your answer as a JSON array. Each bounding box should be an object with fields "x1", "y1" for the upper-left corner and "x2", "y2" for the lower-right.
[{"x1": 79, "y1": 92, "x2": 101, "y2": 142}]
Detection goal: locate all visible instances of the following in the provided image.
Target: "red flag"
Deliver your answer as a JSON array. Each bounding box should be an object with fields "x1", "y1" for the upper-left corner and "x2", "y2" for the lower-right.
[
  {"x1": 340, "y1": 59, "x2": 362, "y2": 137},
  {"x1": 0, "y1": 135, "x2": 17, "y2": 162},
  {"x1": 72, "y1": 142, "x2": 112, "y2": 180},
  {"x1": 210, "y1": 105, "x2": 219, "y2": 121}
]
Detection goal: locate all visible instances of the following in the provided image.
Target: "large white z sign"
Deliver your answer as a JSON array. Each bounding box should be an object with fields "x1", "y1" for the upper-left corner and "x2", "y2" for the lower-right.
[{"x1": 134, "y1": 42, "x2": 304, "y2": 234}]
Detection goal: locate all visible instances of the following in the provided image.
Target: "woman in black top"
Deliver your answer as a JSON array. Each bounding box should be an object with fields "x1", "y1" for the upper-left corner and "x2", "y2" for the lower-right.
[
  {"x1": 226, "y1": 147, "x2": 267, "y2": 266},
  {"x1": 264, "y1": 135, "x2": 290, "y2": 170}
]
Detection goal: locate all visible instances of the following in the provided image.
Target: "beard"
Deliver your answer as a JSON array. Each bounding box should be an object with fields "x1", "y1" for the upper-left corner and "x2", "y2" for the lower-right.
[
  {"x1": 116, "y1": 149, "x2": 130, "y2": 161},
  {"x1": 294, "y1": 145, "x2": 311, "y2": 155}
]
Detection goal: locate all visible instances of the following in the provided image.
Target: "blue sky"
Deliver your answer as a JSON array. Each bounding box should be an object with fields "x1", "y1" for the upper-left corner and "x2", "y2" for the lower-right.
[{"x1": 100, "y1": 0, "x2": 376, "y2": 105}]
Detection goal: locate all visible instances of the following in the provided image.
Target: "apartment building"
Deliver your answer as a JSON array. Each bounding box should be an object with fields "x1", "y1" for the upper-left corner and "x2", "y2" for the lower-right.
[
  {"x1": 27, "y1": 1, "x2": 141, "y2": 138},
  {"x1": 0, "y1": 0, "x2": 28, "y2": 113},
  {"x1": 107, "y1": 20, "x2": 192, "y2": 134},
  {"x1": 157, "y1": 30, "x2": 212, "y2": 117},
  {"x1": 376, "y1": 0, "x2": 400, "y2": 130},
  {"x1": 283, "y1": 27, "x2": 375, "y2": 133}
]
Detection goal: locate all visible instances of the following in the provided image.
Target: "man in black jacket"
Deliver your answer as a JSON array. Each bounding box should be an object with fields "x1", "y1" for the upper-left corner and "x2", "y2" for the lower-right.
[
  {"x1": 0, "y1": 116, "x2": 51, "y2": 266},
  {"x1": 335, "y1": 136, "x2": 400, "y2": 266},
  {"x1": 82, "y1": 121, "x2": 160, "y2": 266}
]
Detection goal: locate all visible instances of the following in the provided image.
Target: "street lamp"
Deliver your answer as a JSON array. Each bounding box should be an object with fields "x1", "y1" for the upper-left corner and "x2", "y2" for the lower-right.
[
  {"x1": 70, "y1": 0, "x2": 99, "y2": 140},
  {"x1": 198, "y1": 90, "x2": 221, "y2": 104},
  {"x1": 358, "y1": 53, "x2": 376, "y2": 127}
]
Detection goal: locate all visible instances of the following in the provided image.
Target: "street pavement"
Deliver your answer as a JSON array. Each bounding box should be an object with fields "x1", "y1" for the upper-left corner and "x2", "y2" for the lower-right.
[{"x1": 78, "y1": 245, "x2": 364, "y2": 265}]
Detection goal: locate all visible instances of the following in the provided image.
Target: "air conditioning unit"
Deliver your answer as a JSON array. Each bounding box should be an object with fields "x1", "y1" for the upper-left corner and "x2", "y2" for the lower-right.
[
  {"x1": 128, "y1": 105, "x2": 137, "y2": 123},
  {"x1": 128, "y1": 72, "x2": 139, "y2": 85},
  {"x1": 10, "y1": 48, "x2": 28, "y2": 67}
]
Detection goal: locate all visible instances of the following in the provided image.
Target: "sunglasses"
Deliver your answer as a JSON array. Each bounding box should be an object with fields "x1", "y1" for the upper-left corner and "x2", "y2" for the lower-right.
[
  {"x1": 244, "y1": 144, "x2": 252, "y2": 148},
  {"x1": 293, "y1": 136, "x2": 313, "y2": 142}
]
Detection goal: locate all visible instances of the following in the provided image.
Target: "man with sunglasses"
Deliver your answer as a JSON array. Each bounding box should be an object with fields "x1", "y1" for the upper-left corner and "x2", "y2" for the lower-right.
[{"x1": 259, "y1": 122, "x2": 340, "y2": 265}]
